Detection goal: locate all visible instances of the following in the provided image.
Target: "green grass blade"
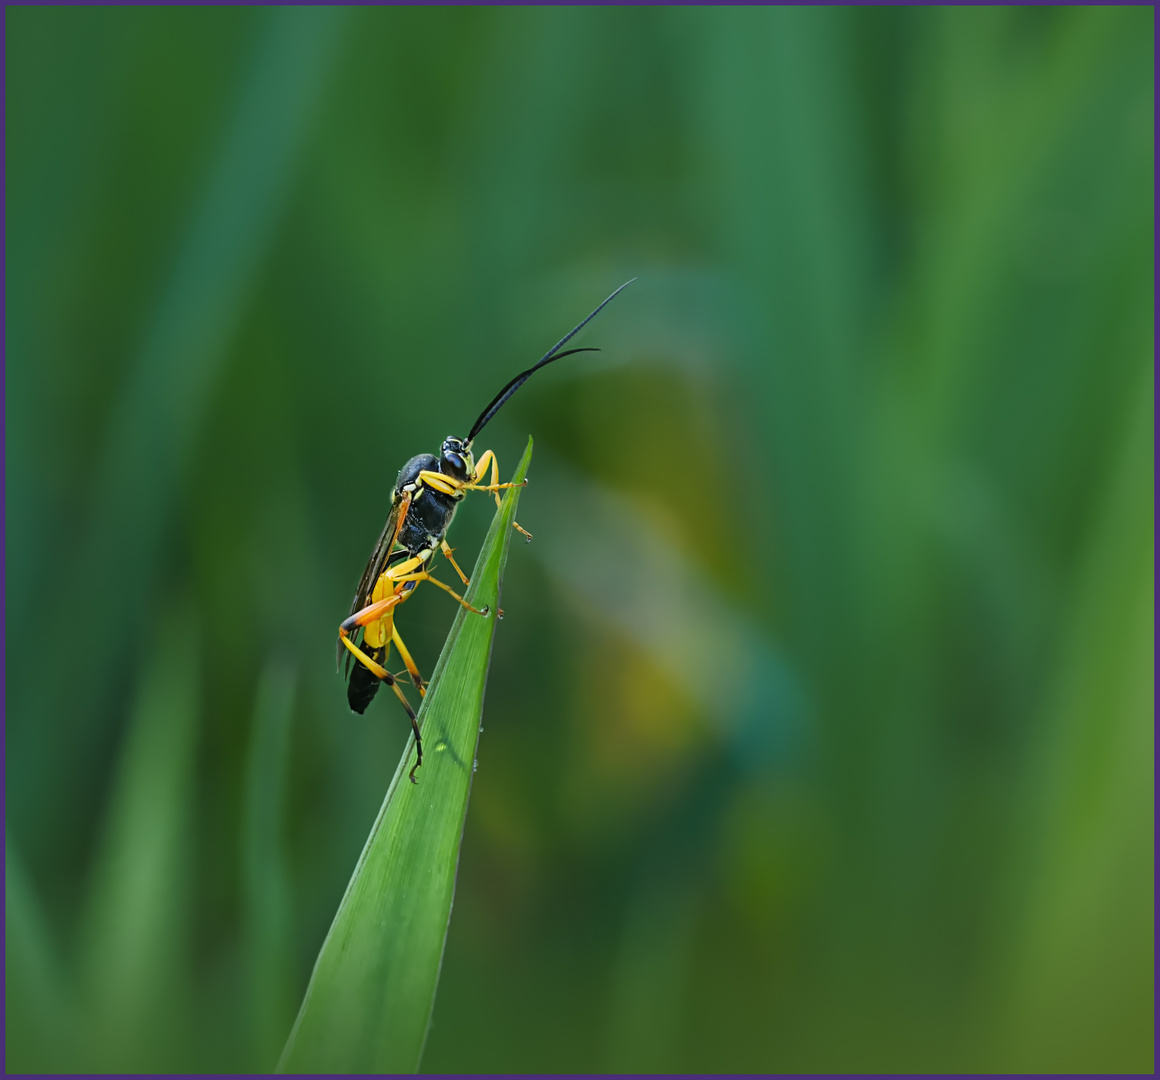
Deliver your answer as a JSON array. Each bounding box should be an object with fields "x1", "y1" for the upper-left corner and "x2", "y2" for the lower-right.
[
  {"x1": 242, "y1": 660, "x2": 297, "y2": 1070},
  {"x1": 5, "y1": 836, "x2": 77, "y2": 1072},
  {"x1": 278, "y1": 437, "x2": 534, "y2": 1074},
  {"x1": 78, "y1": 604, "x2": 200, "y2": 1071}
]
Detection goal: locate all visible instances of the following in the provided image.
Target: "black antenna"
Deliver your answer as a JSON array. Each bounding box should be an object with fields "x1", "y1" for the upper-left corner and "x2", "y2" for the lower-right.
[{"x1": 466, "y1": 277, "x2": 636, "y2": 444}]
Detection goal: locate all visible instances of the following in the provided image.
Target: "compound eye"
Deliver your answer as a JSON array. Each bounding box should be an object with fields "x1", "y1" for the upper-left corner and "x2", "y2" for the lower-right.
[{"x1": 442, "y1": 450, "x2": 467, "y2": 478}]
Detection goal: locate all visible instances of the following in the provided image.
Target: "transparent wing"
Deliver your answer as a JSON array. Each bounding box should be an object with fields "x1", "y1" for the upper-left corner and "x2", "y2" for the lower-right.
[{"x1": 337, "y1": 490, "x2": 412, "y2": 673}]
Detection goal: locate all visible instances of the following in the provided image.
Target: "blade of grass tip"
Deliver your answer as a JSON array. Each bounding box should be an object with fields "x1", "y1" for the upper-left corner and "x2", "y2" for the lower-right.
[{"x1": 278, "y1": 437, "x2": 534, "y2": 1075}]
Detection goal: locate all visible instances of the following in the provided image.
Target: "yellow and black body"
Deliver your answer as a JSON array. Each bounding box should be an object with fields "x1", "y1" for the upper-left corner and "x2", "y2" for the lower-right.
[{"x1": 338, "y1": 279, "x2": 633, "y2": 782}]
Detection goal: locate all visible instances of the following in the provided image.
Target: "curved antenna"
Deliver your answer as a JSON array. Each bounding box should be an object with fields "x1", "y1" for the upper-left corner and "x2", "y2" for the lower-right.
[{"x1": 466, "y1": 277, "x2": 636, "y2": 444}]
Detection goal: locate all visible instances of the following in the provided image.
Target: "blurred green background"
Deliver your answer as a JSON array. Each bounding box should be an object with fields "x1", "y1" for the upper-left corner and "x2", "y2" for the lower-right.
[{"x1": 5, "y1": 6, "x2": 1153, "y2": 1073}]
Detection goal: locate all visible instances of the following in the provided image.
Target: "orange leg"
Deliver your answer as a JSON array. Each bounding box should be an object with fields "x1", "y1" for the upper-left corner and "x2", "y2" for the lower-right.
[{"x1": 340, "y1": 591, "x2": 406, "y2": 636}]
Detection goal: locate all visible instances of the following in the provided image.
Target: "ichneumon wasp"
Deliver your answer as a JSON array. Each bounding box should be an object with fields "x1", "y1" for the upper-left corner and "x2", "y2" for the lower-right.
[{"x1": 338, "y1": 279, "x2": 633, "y2": 782}]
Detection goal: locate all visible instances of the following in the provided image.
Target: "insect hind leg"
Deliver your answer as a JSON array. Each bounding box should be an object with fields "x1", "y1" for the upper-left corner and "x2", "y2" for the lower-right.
[
  {"x1": 391, "y1": 624, "x2": 427, "y2": 697},
  {"x1": 339, "y1": 602, "x2": 426, "y2": 783},
  {"x1": 347, "y1": 640, "x2": 386, "y2": 714}
]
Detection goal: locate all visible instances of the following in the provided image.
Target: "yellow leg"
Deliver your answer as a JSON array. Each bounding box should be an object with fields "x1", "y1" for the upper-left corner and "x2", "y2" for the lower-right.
[
  {"x1": 466, "y1": 480, "x2": 527, "y2": 495},
  {"x1": 362, "y1": 574, "x2": 405, "y2": 650},
  {"x1": 339, "y1": 631, "x2": 425, "y2": 784},
  {"x1": 339, "y1": 568, "x2": 429, "y2": 782},
  {"x1": 391, "y1": 569, "x2": 490, "y2": 616},
  {"x1": 363, "y1": 552, "x2": 430, "y2": 647},
  {"x1": 339, "y1": 557, "x2": 429, "y2": 668},
  {"x1": 471, "y1": 448, "x2": 502, "y2": 505},
  {"x1": 440, "y1": 538, "x2": 470, "y2": 586},
  {"x1": 339, "y1": 631, "x2": 390, "y2": 679},
  {"x1": 383, "y1": 551, "x2": 429, "y2": 579},
  {"x1": 417, "y1": 469, "x2": 463, "y2": 496},
  {"x1": 468, "y1": 448, "x2": 532, "y2": 539},
  {"x1": 419, "y1": 453, "x2": 531, "y2": 539},
  {"x1": 349, "y1": 559, "x2": 438, "y2": 663},
  {"x1": 391, "y1": 624, "x2": 426, "y2": 697}
]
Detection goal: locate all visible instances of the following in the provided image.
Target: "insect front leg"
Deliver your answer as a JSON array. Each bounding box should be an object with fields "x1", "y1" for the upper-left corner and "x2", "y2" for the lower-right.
[
  {"x1": 416, "y1": 469, "x2": 462, "y2": 497},
  {"x1": 468, "y1": 448, "x2": 532, "y2": 540}
]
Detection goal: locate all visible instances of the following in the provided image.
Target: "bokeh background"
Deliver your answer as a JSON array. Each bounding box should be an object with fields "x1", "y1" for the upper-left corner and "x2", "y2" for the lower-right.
[{"x1": 5, "y1": 6, "x2": 1153, "y2": 1073}]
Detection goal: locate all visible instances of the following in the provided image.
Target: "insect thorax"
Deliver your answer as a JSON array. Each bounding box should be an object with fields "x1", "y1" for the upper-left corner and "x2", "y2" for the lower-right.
[{"x1": 391, "y1": 452, "x2": 460, "y2": 557}]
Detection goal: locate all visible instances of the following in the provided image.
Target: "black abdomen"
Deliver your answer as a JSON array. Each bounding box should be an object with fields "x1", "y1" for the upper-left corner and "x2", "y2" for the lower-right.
[{"x1": 348, "y1": 642, "x2": 386, "y2": 714}]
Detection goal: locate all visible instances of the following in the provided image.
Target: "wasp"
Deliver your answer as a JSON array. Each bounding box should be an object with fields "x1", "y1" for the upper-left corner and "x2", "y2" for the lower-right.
[{"x1": 338, "y1": 279, "x2": 633, "y2": 782}]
